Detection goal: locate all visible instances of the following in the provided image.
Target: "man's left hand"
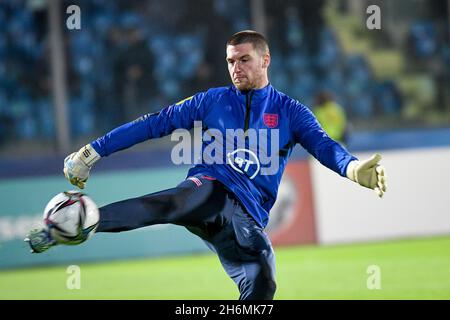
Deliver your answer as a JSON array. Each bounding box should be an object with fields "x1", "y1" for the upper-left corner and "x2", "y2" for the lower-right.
[{"x1": 346, "y1": 153, "x2": 387, "y2": 198}]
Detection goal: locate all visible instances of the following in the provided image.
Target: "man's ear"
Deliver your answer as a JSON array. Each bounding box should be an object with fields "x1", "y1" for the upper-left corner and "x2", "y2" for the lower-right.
[{"x1": 262, "y1": 53, "x2": 271, "y2": 69}]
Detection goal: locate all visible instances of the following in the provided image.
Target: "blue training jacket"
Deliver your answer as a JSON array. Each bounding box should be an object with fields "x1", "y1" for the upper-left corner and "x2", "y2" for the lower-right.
[{"x1": 91, "y1": 84, "x2": 357, "y2": 228}]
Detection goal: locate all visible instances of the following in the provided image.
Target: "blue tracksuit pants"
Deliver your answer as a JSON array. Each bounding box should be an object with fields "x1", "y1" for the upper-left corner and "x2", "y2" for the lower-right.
[{"x1": 97, "y1": 174, "x2": 276, "y2": 300}]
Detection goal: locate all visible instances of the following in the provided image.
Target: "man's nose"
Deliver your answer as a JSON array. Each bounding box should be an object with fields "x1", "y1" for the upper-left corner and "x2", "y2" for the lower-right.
[{"x1": 234, "y1": 61, "x2": 242, "y2": 72}]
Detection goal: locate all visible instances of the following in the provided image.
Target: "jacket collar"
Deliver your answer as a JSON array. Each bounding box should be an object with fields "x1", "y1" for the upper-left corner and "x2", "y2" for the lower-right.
[{"x1": 231, "y1": 83, "x2": 272, "y2": 103}]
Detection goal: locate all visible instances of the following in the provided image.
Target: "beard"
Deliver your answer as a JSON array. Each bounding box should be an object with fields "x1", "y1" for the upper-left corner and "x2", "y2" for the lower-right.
[
  {"x1": 231, "y1": 70, "x2": 268, "y2": 91},
  {"x1": 232, "y1": 77, "x2": 255, "y2": 91}
]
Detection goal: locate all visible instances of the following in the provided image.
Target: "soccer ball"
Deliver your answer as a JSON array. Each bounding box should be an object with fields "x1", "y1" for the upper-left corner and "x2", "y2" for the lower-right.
[{"x1": 43, "y1": 191, "x2": 99, "y2": 244}]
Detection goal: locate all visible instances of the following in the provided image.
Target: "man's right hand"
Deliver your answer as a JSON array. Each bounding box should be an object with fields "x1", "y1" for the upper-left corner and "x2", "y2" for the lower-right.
[{"x1": 63, "y1": 144, "x2": 100, "y2": 189}]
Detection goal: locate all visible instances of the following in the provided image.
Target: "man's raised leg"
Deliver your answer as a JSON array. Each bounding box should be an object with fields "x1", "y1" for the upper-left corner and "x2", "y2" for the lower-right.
[
  {"x1": 25, "y1": 176, "x2": 225, "y2": 252},
  {"x1": 97, "y1": 176, "x2": 223, "y2": 232}
]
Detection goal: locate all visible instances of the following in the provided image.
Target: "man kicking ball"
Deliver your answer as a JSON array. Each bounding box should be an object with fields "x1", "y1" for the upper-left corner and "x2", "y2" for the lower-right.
[{"x1": 26, "y1": 30, "x2": 386, "y2": 300}]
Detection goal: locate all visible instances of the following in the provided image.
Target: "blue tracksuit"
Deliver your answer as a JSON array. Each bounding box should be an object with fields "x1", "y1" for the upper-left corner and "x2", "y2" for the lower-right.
[
  {"x1": 92, "y1": 84, "x2": 356, "y2": 299},
  {"x1": 91, "y1": 84, "x2": 356, "y2": 228}
]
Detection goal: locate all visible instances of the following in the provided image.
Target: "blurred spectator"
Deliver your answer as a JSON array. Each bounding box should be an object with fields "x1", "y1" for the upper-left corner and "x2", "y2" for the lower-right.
[
  {"x1": 111, "y1": 23, "x2": 155, "y2": 125},
  {"x1": 373, "y1": 81, "x2": 403, "y2": 116},
  {"x1": 177, "y1": 0, "x2": 233, "y2": 90},
  {"x1": 408, "y1": 21, "x2": 439, "y2": 59},
  {"x1": 313, "y1": 91, "x2": 348, "y2": 144}
]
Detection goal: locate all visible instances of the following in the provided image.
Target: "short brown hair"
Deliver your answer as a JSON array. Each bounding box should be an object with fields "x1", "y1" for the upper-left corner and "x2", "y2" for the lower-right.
[{"x1": 226, "y1": 30, "x2": 269, "y2": 54}]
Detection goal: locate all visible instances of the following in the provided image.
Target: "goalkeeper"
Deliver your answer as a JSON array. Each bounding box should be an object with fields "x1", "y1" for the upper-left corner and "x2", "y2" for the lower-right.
[{"x1": 26, "y1": 30, "x2": 387, "y2": 300}]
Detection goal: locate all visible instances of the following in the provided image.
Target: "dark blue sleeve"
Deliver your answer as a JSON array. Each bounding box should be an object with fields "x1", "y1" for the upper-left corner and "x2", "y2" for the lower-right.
[
  {"x1": 289, "y1": 99, "x2": 357, "y2": 177},
  {"x1": 91, "y1": 92, "x2": 209, "y2": 157}
]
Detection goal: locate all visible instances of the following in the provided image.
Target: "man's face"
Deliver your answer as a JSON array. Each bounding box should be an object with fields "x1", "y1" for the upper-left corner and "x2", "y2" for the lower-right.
[{"x1": 226, "y1": 43, "x2": 270, "y2": 91}]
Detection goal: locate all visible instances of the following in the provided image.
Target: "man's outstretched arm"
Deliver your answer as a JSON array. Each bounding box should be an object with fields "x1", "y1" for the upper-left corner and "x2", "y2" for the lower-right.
[
  {"x1": 64, "y1": 92, "x2": 209, "y2": 189},
  {"x1": 290, "y1": 101, "x2": 387, "y2": 198}
]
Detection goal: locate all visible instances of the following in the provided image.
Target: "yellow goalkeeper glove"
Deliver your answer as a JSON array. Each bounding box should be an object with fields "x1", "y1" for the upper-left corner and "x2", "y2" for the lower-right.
[
  {"x1": 346, "y1": 153, "x2": 387, "y2": 198},
  {"x1": 63, "y1": 144, "x2": 100, "y2": 189}
]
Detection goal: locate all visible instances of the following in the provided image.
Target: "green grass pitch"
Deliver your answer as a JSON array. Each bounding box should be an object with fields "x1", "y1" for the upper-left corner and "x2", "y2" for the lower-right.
[{"x1": 1, "y1": 236, "x2": 450, "y2": 299}]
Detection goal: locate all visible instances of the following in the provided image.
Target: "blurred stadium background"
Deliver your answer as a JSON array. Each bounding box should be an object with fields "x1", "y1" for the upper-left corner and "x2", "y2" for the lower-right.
[{"x1": 0, "y1": 0, "x2": 449, "y2": 299}]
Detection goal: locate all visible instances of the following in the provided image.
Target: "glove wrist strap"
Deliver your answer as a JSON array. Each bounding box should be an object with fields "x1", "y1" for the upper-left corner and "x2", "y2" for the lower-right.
[
  {"x1": 79, "y1": 144, "x2": 101, "y2": 167},
  {"x1": 346, "y1": 160, "x2": 359, "y2": 183}
]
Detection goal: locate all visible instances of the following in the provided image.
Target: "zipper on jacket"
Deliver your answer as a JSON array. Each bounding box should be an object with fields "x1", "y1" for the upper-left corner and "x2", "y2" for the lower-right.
[{"x1": 244, "y1": 90, "x2": 254, "y2": 132}]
